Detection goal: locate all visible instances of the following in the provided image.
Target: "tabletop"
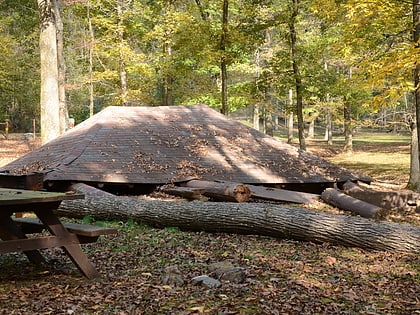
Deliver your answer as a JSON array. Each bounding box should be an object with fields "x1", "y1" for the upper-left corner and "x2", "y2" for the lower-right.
[{"x1": 0, "y1": 188, "x2": 83, "y2": 206}]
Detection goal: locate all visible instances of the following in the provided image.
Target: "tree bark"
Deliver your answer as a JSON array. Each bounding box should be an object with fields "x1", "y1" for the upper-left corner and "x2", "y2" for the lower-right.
[
  {"x1": 253, "y1": 104, "x2": 260, "y2": 130},
  {"x1": 117, "y1": 0, "x2": 128, "y2": 105},
  {"x1": 321, "y1": 188, "x2": 385, "y2": 219},
  {"x1": 325, "y1": 108, "x2": 333, "y2": 145},
  {"x1": 413, "y1": 0, "x2": 420, "y2": 191},
  {"x1": 343, "y1": 181, "x2": 420, "y2": 211},
  {"x1": 408, "y1": 113, "x2": 420, "y2": 190},
  {"x1": 57, "y1": 184, "x2": 420, "y2": 253},
  {"x1": 53, "y1": 0, "x2": 68, "y2": 134},
  {"x1": 220, "y1": 0, "x2": 229, "y2": 115},
  {"x1": 87, "y1": 0, "x2": 95, "y2": 117},
  {"x1": 289, "y1": 0, "x2": 306, "y2": 150},
  {"x1": 38, "y1": 0, "x2": 60, "y2": 144},
  {"x1": 343, "y1": 98, "x2": 353, "y2": 153}
]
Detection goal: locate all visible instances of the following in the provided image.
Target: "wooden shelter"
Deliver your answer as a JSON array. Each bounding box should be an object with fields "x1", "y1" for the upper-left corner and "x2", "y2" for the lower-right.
[{"x1": 0, "y1": 105, "x2": 370, "y2": 194}]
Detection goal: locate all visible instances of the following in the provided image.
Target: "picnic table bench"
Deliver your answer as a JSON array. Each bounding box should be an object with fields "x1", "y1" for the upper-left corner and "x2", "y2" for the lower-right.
[{"x1": 0, "y1": 188, "x2": 117, "y2": 279}]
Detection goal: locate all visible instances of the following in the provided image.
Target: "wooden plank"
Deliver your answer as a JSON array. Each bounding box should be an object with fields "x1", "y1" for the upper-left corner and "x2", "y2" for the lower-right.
[
  {"x1": 0, "y1": 188, "x2": 83, "y2": 205},
  {"x1": 0, "y1": 216, "x2": 45, "y2": 264},
  {"x1": 13, "y1": 218, "x2": 117, "y2": 238},
  {"x1": 247, "y1": 184, "x2": 319, "y2": 204},
  {"x1": 34, "y1": 209, "x2": 101, "y2": 279},
  {"x1": 0, "y1": 235, "x2": 80, "y2": 253}
]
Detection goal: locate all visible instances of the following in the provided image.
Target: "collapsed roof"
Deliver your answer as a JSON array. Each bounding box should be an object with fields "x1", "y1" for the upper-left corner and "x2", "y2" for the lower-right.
[{"x1": 1, "y1": 105, "x2": 370, "y2": 189}]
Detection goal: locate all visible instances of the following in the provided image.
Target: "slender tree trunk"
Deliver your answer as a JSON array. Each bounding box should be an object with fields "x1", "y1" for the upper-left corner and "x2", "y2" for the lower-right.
[
  {"x1": 325, "y1": 109, "x2": 333, "y2": 145},
  {"x1": 413, "y1": 0, "x2": 420, "y2": 191},
  {"x1": 253, "y1": 104, "x2": 259, "y2": 130},
  {"x1": 194, "y1": 0, "x2": 208, "y2": 20},
  {"x1": 117, "y1": 0, "x2": 127, "y2": 105},
  {"x1": 53, "y1": 0, "x2": 68, "y2": 133},
  {"x1": 265, "y1": 110, "x2": 273, "y2": 136},
  {"x1": 308, "y1": 120, "x2": 314, "y2": 139},
  {"x1": 38, "y1": 0, "x2": 60, "y2": 144},
  {"x1": 287, "y1": 89, "x2": 293, "y2": 144},
  {"x1": 343, "y1": 99, "x2": 353, "y2": 153},
  {"x1": 289, "y1": 0, "x2": 305, "y2": 150},
  {"x1": 220, "y1": 0, "x2": 228, "y2": 115},
  {"x1": 408, "y1": 120, "x2": 420, "y2": 190},
  {"x1": 87, "y1": 0, "x2": 94, "y2": 117},
  {"x1": 162, "y1": 43, "x2": 173, "y2": 106}
]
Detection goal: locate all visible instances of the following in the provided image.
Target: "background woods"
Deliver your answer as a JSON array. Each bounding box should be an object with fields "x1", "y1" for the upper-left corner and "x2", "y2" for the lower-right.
[{"x1": 0, "y1": 0, "x2": 419, "y2": 185}]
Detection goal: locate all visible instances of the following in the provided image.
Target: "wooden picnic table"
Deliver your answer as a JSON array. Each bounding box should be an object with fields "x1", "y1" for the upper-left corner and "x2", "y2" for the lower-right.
[{"x1": 0, "y1": 188, "x2": 115, "y2": 279}]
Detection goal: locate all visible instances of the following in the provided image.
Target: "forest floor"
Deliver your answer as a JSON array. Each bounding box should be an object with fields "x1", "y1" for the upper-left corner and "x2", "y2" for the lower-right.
[{"x1": 0, "y1": 132, "x2": 419, "y2": 314}]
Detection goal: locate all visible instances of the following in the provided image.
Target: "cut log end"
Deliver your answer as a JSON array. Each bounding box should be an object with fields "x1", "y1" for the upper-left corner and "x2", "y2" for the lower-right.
[{"x1": 232, "y1": 185, "x2": 251, "y2": 203}]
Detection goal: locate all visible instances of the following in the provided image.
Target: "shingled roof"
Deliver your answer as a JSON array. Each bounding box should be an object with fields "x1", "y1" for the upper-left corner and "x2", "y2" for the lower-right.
[{"x1": 1, "y1": 105, "x2": 370, "y2": 188}]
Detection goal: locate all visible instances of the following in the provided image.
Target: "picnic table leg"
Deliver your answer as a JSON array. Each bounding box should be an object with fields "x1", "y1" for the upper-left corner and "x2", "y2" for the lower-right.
[
  {"x1": 34, "y1": 207, "x2": 101, "y2": 279},
  {"x1": 0, "y1": 215, "x2": 46, "y2": 265}
]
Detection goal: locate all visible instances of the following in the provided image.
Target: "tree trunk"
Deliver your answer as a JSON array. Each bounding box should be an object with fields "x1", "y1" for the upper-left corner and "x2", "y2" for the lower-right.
[
  {"x1": 182, "y1": 180, "x2": 251, "y2": 202},
  {"x1": 253, "y1": 104, "x2": 259, "y2": 130},
  {"x1": 343, "y1": 99, "x2": 353, "y2": 153},
  {"x1": 288, "y1": 114, "x2": 293, "y2": 144},
  {"x1": 162, "y1": 42, "x2": 173, "y2": 107},
  {"x1": 87, "y1": 0, "x2": 95, "y2": 117},
  {"x1": 265, "y1": 110, "x2": 273, "y2": 136},
  {"x1": 308, "y1": 120, "x2": 315, "y2": 139},
  {"x1": 321, "y1": 188, "x2": 385, "y2": 219},
  {"x1": 287, "y1": 89, "x2": 294, "y2": 144},
  {"x1": 413, "y1": 0, "x2": 420, "y2": 191},
  {"x1": 57, "y1": 184, "x2": 420, "y2": 253},
  {"x1": 117, "y1": 0, "x2": 128, "y2": 105},
  {"x1": 220, "y1": 0, "x2": 229, "y2": 115},
  {"x1": 38, "y1": 0, "x2": 60, "y2": 144},
  {"x1": 289, "y1": 0, "x2": 305, "y2": 150},
  {"x1": 325, "y1": 108, "x2": 333, "y2": 145},
  {"x1": 53, "y1": 0, "x2": 68, "y2": 134}
]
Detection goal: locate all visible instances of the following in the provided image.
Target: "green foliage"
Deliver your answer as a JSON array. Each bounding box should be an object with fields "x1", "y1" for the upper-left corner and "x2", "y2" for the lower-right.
[
  {"x1": 0, "y1": 0, "x2": 40, "y2": 131},
  {"x1": 0, "y1": 0, "x2": 417, "y2": 134}
]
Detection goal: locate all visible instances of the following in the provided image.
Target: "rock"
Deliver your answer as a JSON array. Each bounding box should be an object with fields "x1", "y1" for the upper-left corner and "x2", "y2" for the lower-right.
[
  {"x1": 208, "y1": 261, "x2": 246, "y2": 283},
  {"x1": 191, "y1": 275, "x2": 222, "y2": 288},
  {"x1": 162, "y1": 265, "x2": 184, "y2": 287},
  {"x1": 208, "y1": 261, "x2": 235, "y2": 274},
  {"x1": 219, "y1": 267, "x2": 246, "y2": 283}
]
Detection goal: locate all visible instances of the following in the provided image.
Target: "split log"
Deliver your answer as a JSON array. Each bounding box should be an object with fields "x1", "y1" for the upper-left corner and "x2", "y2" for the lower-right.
[
  {"x1": 321, "y1": 188, "x2": 385, "y2": 219},
  {"x1": 160, "y1": 186, "x2": 208, "y2": 201},
  {"x1": 182, "y1": 180, "x2": 251, "y2": 202},
  {"x1": 343, "y1": 181, "x2": 420, "y2": 211},
  {"x1": 247, "y1": 184, "x2": 319, "y2": 204},
  {"x1": 56, "y1": 183, "x2": 420, "y2": 253}
]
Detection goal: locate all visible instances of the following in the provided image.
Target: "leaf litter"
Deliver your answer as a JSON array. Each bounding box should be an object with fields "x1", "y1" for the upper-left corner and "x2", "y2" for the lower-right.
[{"x1": 0, "y1": 137, "x2": 419, "y2": 314}]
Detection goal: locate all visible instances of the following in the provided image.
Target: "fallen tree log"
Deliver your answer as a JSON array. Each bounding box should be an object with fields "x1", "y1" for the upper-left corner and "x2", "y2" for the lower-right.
[
  {"x1": 57, "y1": 183, "x2": 420, "y2": 253},
  {"x1": 343, "y1": 181, "x2": 420, "y2": 212},
  {"x1": 321, "y1": 188, "x2": 385, "y2": 219},
  {"x1": 181, "y1": 180, "x2": 251, "y2": 202}
]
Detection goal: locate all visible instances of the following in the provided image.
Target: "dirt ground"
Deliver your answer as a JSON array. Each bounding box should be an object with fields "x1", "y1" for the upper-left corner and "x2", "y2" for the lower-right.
[{"x1": 0, "y1": 135, "x2": 41, "y2": 168}]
